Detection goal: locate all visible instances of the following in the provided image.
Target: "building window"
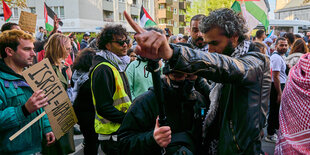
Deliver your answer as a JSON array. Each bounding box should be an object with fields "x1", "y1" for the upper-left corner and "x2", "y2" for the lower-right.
[
  {"x1": 52, "y1": 6, "x2": 64, "y2": 18},
  {"x1": 173, "y1": 8, "x2": 177, "y2": 14},
  {"x1": 174, "y1": 21, "x2": 178, "y2": 27},
  {"x1": 119, "y1": 0, "x2": 125, "y2": 2},
  {"x1": 29, "y1": 7, "x2": 36, "y2": 14},
  {"x1": 103, "y1": 10, "x2": 114, "y2": 22},
  {"x1": 12, "y1": 8, "x2": 18, "y2": 18},
  {"x1": 142, "y1": 0, "x2": 149, "y2": 7},
  {"x1": 119, "y1": 12, "x2": 125, "y2": 21},
  {"x1": 167, "y1": 6, "x2": 171, "y2": 11},
  {"x1": 159, "y1": 19, "x2": 166, "y2": 24},
  {"x1": 131, "y1": 15, "x2": 138, "y2": 22},
  {"x1": 168, "y1": 20, "x2": 172, "y2": 25},
  {"x1": 159, "y1": 4, "x2": 165, "y2": 9}
]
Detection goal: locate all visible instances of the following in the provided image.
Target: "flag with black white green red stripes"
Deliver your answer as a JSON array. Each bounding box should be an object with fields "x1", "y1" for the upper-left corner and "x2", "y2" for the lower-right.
[{"x1": 140, "y1": 5, "x2": 156, "y2": 28}]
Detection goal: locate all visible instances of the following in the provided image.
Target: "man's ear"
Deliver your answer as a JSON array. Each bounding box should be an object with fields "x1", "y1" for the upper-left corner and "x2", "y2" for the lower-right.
[
  {"x1": 230, "y1": 35, "x2": 239, "y2": 48},
  {"x1": 5, "y1": 47, "x2": 15, "y2": 57},
  {"x1": 105, "y1": 43, "x2": 111, "y2": 51}
]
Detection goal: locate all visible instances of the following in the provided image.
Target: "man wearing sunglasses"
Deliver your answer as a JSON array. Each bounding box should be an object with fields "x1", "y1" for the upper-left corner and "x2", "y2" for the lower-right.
[
  {"x1": 118, "y1": 65, "x2": 207, "y2": 155},
  {"x1": 89, "y1": 24, "x2": 132, "y2": 155}
]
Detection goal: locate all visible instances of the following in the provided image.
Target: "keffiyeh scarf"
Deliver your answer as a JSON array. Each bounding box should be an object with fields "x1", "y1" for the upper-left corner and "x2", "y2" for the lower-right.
[
  {"x1": 202, "y1": 41, "x2": 251, "y2": 155},
  {"x1": 275, "y1": 53, "x2": 310, "y2": 154},
  {"x1": 96, "y1": 50, "x2": 130, "y2": 72},
  {"x1": 203, "y1": 40, "x2": 251, "y2": 129}
]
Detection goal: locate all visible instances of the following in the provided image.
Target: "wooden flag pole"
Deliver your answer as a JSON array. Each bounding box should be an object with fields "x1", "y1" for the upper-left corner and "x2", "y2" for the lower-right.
[{"x1": 9, "y1": 111, "x2": 46, "y2": 141}]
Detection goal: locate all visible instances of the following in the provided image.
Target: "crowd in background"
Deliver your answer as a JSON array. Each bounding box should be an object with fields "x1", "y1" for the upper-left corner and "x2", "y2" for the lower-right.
[{"x1": 0, "y1": 8, "x2": 310, "y2": 155}]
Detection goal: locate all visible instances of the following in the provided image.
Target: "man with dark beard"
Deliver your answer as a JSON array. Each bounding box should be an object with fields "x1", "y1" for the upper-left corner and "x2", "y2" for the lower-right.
[
  {"x1": 265, "y1": 37, "x2": 288, "y2": 143},
  {"x1": 124, "y1": 8, "x2": 271, "y2": 154},
  {"x1": 188, "y1": 14, "x2": 208, "y2": 51}
]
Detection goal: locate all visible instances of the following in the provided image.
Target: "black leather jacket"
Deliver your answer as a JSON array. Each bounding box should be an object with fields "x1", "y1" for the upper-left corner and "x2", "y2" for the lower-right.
[{"x1": 167, "y1": 43, "x2": 271, "y2": 154}]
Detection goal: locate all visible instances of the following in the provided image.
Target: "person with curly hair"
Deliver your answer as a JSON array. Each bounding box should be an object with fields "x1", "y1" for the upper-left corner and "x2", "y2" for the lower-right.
[
  {"x1": 124, "y1": 8, "x2": 271, "y2": 154},
  {"x1": 90, "y1": 24, "x2": 132, "y2": 155}
]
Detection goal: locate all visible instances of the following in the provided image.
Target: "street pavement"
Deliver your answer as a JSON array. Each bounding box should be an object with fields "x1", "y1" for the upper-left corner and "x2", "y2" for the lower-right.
[{"x1": 70, "y1": 127, "x2": 275, "y2": 155}]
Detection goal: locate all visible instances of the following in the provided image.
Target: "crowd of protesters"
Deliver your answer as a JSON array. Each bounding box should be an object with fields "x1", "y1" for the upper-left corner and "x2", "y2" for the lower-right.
[{"x1": 0, "y1": 8, "x2": 310, "y2": 155}]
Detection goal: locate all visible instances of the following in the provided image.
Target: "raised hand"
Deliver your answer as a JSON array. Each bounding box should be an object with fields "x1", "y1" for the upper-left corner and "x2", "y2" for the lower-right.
[{"x1": 124, "y1": 11, "x2": 173, "y2": 60}]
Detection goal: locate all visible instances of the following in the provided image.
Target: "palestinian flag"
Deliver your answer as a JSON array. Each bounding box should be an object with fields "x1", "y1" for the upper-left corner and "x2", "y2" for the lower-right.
[
  {"x1": 140, "y1": 5, "x2": 156, "y2": 28},
  {"x1": 231, "y1": 0, "x2": 270, "y2": 31},
  {"x1": 2, "y1": 0, "x2": 12, "y2": 22},
  {"x1": 44, "y1": 3, "x2": 56, "y2": 32}
]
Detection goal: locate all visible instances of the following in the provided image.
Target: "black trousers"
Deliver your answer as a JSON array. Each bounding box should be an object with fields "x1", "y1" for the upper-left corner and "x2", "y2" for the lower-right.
[
  {"x1": 77, "y1": 113, "x2": 99, "y2": 155},
  {"x1": 100, "y1": 138, "x2": 119, "y2": 155},
  {"x1": 267, "y1": 83, "x2": 285, "y2": 135}
]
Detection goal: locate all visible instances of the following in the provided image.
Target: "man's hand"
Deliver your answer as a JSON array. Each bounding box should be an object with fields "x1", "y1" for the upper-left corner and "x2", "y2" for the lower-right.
[
  {"x1": 46, "y1": 132, "x2": 56, "y2": 146},
  {"x1": 124, "y1": 11, "x2": 173, "y2": 60},
  {"x1": 25, "y1": 90, "x2": 48, "y2": 114},
  {"x1": 53, "y1": 15, "x2": 60, "y2": 30},
  {"x1": 153, "y1": 117, "x2": 171, "y2": 148},
  {"x1": 277, "y1": 93, "x2": 282, "y2": 104}
]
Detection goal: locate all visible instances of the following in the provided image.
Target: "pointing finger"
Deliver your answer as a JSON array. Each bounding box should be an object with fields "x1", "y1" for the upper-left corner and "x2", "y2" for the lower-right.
[{"x1": 124, "y1": 11, "x2": 145, "y2": 34}]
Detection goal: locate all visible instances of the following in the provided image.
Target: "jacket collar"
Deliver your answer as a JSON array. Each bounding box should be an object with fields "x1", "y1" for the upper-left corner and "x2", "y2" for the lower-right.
[{"x1": 0, "y1": 59, "x2": 24, "y2": 81}]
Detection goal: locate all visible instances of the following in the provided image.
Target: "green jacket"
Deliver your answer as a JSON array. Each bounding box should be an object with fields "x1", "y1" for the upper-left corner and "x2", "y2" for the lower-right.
[{"x1": 0, "y1": 59, "x2": 52, "y2": 154}]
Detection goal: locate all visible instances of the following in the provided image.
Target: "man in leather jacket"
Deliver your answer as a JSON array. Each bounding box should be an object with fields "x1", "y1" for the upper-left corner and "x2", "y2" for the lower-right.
[{"x1": 124, "y1": 8, "x2": 271, "y2": 154}]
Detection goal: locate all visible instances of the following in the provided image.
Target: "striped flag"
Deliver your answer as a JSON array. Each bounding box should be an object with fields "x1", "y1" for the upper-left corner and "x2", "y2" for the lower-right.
[
  {"x1": 231, "y1": 0, "x2": 270, "y2": 31},
  {"x1": 44, "y1": 3, "x2": 63, "y2": 32},
  {"x1": 2, "y1": 0, "x2": 12, "y2": 22},
  {"x1": 140, "y1": 5, "x2": 156, "y2": 28}
]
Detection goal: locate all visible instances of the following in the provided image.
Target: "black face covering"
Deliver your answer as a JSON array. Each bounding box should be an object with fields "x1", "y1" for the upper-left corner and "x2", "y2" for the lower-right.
[{"x1": 170, "y1": 79, "x2": 196, "y2": 98}]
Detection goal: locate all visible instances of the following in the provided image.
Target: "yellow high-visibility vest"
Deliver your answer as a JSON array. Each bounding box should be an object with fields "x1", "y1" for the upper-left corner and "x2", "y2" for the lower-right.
[{"x1": 91, "y1": 62, "x2": 131, "y2": 134}]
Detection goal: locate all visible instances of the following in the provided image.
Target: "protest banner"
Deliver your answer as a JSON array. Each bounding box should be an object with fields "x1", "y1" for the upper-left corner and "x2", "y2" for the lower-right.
[
  {"x1": 18, "y1": 11, "x2": 37, "y2": 33},
  {"x1": 9, "y1": 59, "x2": 77, "y2": 141}
]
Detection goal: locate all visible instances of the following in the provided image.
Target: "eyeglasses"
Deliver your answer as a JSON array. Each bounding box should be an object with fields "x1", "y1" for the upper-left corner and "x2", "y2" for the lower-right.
[{"x1": 111, "y1": 39, "x2": 130, "y2": 46}]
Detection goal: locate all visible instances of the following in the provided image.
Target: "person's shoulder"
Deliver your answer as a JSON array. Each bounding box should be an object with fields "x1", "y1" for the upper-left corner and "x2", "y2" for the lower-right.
[{"x1": 128, "y1": 89, "x2": 156, "y2": 111}]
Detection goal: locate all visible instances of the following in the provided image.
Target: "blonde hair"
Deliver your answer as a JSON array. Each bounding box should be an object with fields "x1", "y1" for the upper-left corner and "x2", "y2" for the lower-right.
[
  {"x1": 0, "y1": 30, "x2": 35, "y2": 58},
  {"x1": 44, "y1": 33, "x2": 70, "y2": 65}
]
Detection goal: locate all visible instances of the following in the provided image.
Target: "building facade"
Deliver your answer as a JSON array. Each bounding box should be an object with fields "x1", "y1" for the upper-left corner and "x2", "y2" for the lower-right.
[
  {"x1": 155, "y1": 0, "x2": 189, "y2": 35},
  {"x1": 0, "y1": 0, "x2": 154, "y2": 32},
  {"x1": 275, "y1": 0, "x2": 310, "y2": 21}
]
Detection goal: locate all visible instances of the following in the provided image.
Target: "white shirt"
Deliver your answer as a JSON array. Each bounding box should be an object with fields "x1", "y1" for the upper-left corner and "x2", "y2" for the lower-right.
[{"x1": 270, "y1": 52, "x2": 287, "y2": 84}]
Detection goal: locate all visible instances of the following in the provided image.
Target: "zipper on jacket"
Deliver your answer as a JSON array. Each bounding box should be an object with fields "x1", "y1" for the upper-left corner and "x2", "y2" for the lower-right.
[{"x1": 229, "y1": 120, "x2": 241, "y2": 152}]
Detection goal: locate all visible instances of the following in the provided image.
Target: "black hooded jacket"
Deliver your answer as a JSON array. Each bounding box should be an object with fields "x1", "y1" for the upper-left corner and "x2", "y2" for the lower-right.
[{"x1": 118, "y1": 78, "x2": 207, "y2": 155}]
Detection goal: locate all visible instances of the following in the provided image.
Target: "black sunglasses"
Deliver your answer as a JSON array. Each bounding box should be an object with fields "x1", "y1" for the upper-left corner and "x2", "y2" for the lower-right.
[{"x1": 111, "y1": 39, "x2": 130, "y2": 46}]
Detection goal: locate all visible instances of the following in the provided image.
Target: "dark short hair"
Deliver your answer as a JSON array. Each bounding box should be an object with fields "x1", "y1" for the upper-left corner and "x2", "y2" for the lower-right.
[
  {"x1": 275, "y1": 37, "x2": 287, "y2": 45},
  {"x1": 182, "y1": 35, "x2": 189, "y2": 41},
  {"x1": 294, "y1": 34, "x2": 302, "y2": 39},
  {"x1": 190, "y1": 14, "x2": 206, "y2": 27},
  {"x1": 39, "y1": 26, "x2": 43, "y2": 29},
  {"x1": 199, "y1": 8, "x2": 248, "y2": 43},
  {"x1": 97, "y1": 24, "x2": 128, "y2": 50},
  {"x1": 72, "y1": 48, "x2": 96, "y2": 72},
  {"x1": 284, "y1": 33, "x2": 295, "y2": 44},
  {"x1": 127, "y1": 48, "x2": 134, "y2": 56},
  {"x1": 256, "y1": 29, "x2": 265, "y2": 39},
  {"x1": 1, "y1": 22, "x2": 18, "y2": 32}
]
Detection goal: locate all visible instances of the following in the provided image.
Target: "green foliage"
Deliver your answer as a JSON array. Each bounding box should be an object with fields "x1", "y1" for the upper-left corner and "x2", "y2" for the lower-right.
[{"x1": 186, "y1": 0, "x2": 235, "y2": 23}]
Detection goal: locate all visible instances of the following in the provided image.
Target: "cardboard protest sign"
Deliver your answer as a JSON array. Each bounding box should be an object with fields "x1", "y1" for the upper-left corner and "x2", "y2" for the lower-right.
[
  {"x1": 18, "y1": 11, "x2": 37, "y2": 33},
  {"x1": 22, "y1": 59, "x2": 77, "y2": 139}
]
